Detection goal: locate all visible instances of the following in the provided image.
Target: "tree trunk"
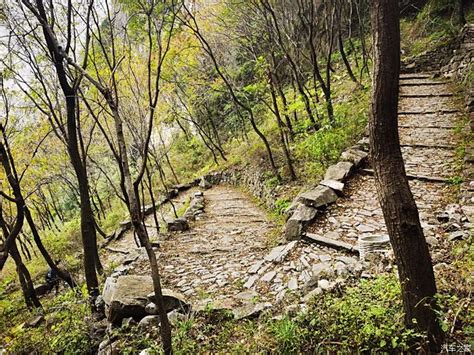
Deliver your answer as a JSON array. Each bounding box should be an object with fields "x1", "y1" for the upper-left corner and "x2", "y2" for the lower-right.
[
  {"x1": 269, "y1": 73, "x2": 297, "y2": 180},
  {"x1": 24, "y1": 206, "x2": 76, "y2": 288},
  {"x1": 11, "y1": 242, "x2": 42, "y2": 309},
  {"x1": 369, "y1": 1, "x2": 443, "y2": 351}
]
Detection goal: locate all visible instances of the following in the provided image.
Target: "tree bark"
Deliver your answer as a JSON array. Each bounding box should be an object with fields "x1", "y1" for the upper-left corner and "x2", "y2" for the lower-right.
[
  {"x1": 20, "y1": 0, "x2": 101, "y2": 300},
  {"x1": 369, "y1": 1, "x2": 443, "y2": 351}
]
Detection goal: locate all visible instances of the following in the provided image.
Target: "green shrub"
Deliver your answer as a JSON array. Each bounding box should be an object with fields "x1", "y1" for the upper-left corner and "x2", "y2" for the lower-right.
[{"x1": 298, "y1": 274, "x2": 423, "y2": 352}]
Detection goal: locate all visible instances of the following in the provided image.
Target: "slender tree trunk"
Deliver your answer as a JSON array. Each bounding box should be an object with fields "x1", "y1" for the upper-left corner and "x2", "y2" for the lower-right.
[
  {"x1": 269, "y1": 73, "x2": 297, "y2": 180},
  {"x1": 338, "y1": 33, "x2": 361, "y2": 87},
  {"x1": 11, "y1": 242, "x2": 41, "y2": 309},
  {"x1": 105, "y1": 94, "x2": 172, "y2": 354},
  {"x1": 24, "y1": 207, "x2": 76, "y2": 288},
  {"x1": 369, "y1": 1, "x2": 443, "y2": 351}
]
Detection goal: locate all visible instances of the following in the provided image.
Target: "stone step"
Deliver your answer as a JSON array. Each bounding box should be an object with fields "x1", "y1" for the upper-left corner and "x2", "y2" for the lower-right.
[
  {"x1": 399, "y1": 81, "x2": 447, "y2": 86},
  {"x1": 398, "y1": 109, "x2": 460, "y2": 115},
  {"x1": 399, "y1": 93, "x2": 453, "y2": 98},
  {"x1": 398, "y1": 124, "x2": 456, "y2": 129},
  {"x1": 400, "y1": 143, "x2": 456, "y2": 150},
  {"x1": 360, "y1": 168, "x2": 449, "y2": 184}
]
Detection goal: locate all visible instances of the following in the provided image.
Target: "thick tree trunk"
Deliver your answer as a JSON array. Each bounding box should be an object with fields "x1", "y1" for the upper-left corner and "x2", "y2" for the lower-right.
[{"x1": 369, "y1": 1, "x2": 443, "y2": 351}]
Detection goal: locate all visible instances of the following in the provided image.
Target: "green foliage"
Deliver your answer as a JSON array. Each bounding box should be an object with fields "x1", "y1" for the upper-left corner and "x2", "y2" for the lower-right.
[
  {"x1": 294, "y1": 89, "x2": 368, "y2": 181},
  {"x1": 400, "y1": 1, "x2": 460, "y2": 59},
  {"x1": 269, "y1": 317, "x2": 302, "y2": 353},
  {"x1": 298, "y1": 275, "x2": 423, "y2": 352},
  {"x1": 273, "y1": 198, "x2": 291, "y2": 216},
  {"x1": 2, "y1": 288, "x2": 94, "y2": 354}
]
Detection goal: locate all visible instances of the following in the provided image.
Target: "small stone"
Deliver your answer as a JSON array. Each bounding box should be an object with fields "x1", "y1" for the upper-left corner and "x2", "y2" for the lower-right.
[
  {"x1": 138, "y1": 315, "x2": 160, "y2": 330},
  {"x1": 448, "y1": 231, "x2": 465, "y2": 241},
  {"x1": 167, "y1": 218, "x2": 189, "y2": 232},
  {"x1": 319, "y1": 254, "x2": 332, "y2": 262},
  {"x1": 287, "y1": 278, "x2": 298, "y2": 290},
  {"x1": 233, "y1": 302, "x2": 272, "y2": 320},
  {"x1": 236, "y1": 290, "x2": 259, "y2": 301},
  {"x1": 335, "y1": 261, "x2": 349, "y2": 276},
  {"x1": 356, "y1": 224, "x2": 376, "y2": 233},
  {"x1": 261, "y1": 271, "x2": 276, "y2": 282},
  {"x1": 264, "y1": 241, "x2": 298, "y2": 262},
  {"x1": 317, "y1": 279, "x2": 332, "y2": 290},
  {"x1": 244, "y1": 275, "x2": 258, "y2": 289},
  {"x1": 303, "y1": 287, "x2": 323, "y2": 303},
  {"x1": 248, "y1": 260, "x2": 265, "y2": 274}
]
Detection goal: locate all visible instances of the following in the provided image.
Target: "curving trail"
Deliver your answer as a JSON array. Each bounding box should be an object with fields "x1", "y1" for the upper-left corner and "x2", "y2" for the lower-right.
[{"x1": 104, "y1": 73, "x2": 466, "y2": 310}]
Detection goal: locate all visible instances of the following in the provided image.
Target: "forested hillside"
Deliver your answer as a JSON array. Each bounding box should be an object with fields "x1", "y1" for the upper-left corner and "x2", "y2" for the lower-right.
[{"x1": 0, "y1": 0, "x2": 472, "y2": 353}]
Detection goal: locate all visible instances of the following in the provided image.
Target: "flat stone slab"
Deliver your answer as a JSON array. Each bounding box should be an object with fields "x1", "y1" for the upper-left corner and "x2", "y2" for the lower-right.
[
  {"x1": 264, "y1": 241, "x2": 298, "y2": 263},
  {"x1": 320, "y1": 180, "x2": 345, "y2": 194},
  {"x1": 304, "y1": 233, "x2": 358, "y2": 255}
]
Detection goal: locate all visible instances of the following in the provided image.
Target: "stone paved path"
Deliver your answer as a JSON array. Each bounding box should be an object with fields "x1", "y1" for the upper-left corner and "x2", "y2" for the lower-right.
[
  {"x1": 105, "y1": 73, "x2": 467, "y2": 312},
  {"x1": 307, "y1": 73, "x2": 462, "y2": 261}
]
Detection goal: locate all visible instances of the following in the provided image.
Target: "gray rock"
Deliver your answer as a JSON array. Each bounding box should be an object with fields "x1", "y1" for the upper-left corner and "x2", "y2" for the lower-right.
[
  {"x1": 261, "y1": 271, "x2": 276, "y2": 282},
  {"x1": 298, "y1": 186, "x2": 338, "y2": 208},
  {"x1": 235, "y1": 290, "x2": 259, "y2": 301},
  {"x1": 287, "y1": 277, "x2": 298, "y2": 290},
  {"x1": 244, "y1": 275, "x2": 258, "y2": 289},
  {"x1": 167, "y1": 218, "x2": 189, "y2": 232},
  {"x1": 121, "y1": 317, "x2": 137, "y2": 328},
  {"x1": 448, "y1": 231, "x2": 465, "y2": 241},
  {"x1": 335, "y1": 261, "x2": 349, "y2": 276},
  {"x1": 199, "y1": 177, "x2": 212, "y2": 189},
  {"x1": 341, "y1": 149, "x2": 368, "y2": 166},
  {"x1": 283, "y1": 218, "x2": 304, "y2": 241},
  {"x1": 319, "y1": 180, "x2": 345, "y2": 194},
  {"x1": 26, "y1": 315, "x2": 44, "y2": 328},
  {"x1": 103, "y1": 275, "x2": 154, "y2": 325},
  {"x1": 302, "y1": 287, "x2": 323, "y2": 303},
  {"x1": 167, "y1": 309, "x2": 185, "y2": 325},
  {"x1": 248, "y1": 260, "x2": 265, "y2": 274},
  {"x1": 324, "y1": 162, "x2": 353, "y2": 181},
  {"x1": 264, "y1": 241, "x2": 298, "y2": 262},
  {"x1": 284, "y1": 204, "x2": 318, "y2": 241},
  {"x1": 98, "y1": 339, "x2": 119, "y2": 355},
  {"x1": 317, "y1": 279, "x2": 332, "y2": 291},
  {"x1": 147, "y1": 289, "x2": 190, "y2": 313},
  {"x1": 138, "y1": 315, "x2": 160, "y2": 330},
  {"x1": 233, "y1": 302, "x2": 272, "y2": 320}
]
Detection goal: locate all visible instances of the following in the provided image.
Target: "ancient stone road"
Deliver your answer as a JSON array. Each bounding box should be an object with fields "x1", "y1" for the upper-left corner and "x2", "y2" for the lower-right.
[{"x1": 105, "y1": 73, "x2": 468, "y2": 312}]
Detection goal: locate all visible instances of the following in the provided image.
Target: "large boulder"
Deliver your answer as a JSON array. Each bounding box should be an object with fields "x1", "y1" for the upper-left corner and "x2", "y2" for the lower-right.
[
  {"x1": 103, "y1": 276, "x2": 190, "y2": 326},
  {"x1": 103, "y1": 275, "x2": 154, "y2": 326},
  {"x1": 324, "y1": 162, "x2": 353, "y2": 181},
  {"x1": 297, "y1": 185, "x2": 338, "y2": 208}
]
